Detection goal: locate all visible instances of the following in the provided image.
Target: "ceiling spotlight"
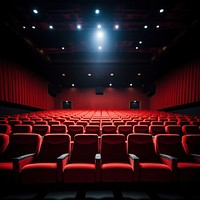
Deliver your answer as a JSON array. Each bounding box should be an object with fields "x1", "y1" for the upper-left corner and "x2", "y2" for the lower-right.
[
  {"x1": 136, "y1": 46, "x2": 139, "y2": 50},
  {"x1": 61, "y1": 47, "x2": 65, "y2": 50},
  {"x1": 22, "y1": 26, "x2": 26, "y2": 29},
  {"x1": 33, "y1": 9, "x2": 38, "y2": 14},
  {"x1": 88, "y1": 73, "x2": 92, "y2": 76},
  {"x1": 130, "y1": 83, "x2": 133, "y2": 87},
  {"x1": 144, "y1": 25, "x2": 148, "y2": 29},
  {"x1": 98, "y1": 46, "x2": 102, "y2": 50},
  {"x1": 109, "y1": 83, "x2": 112, "y2": 87},
  {"x1": 97, "y1": 31, "x2": 104, "y2": 39},
  {"x1": 95, "y1": 9, "x2": 100, "y2": 14},
  {"x1": 156, "y1": 25, "x2": 160, "y2": 28},
  {"x1": 139, "y1": 41, "x2": 142, "y2": 44},
  {"x1": 32, "y1": 26, "x2": 36, "y2": 29},
  {"x1": 97, "y1": 24, "x2": 101, "y2": 29},
  {"x1": 77, "y1": 24, "x2": 81, "y2": 29},
  {"x1": 49, "y1": 25, "x2": 53, "y2": 29},
  {"x1": 110, "y1": 73, "x2": 114, "y2": 76},
  {"x1": 115, "y1": 24, "x2": 119, "y2": 29},
  {"x1": 72, "y1": 84, "x2": 75, "y2": 87},
  {"x1": 62, "y1": 73, "x2": 65, "y2": 77},
  {"x1": 159, "y1": 8, "x2": 164, "y2": 13},
  {"x1": 137, "y1": 72, "x2": 142, "y2": 76}
]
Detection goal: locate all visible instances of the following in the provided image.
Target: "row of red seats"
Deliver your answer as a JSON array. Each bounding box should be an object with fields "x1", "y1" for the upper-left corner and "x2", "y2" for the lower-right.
[
  {"x1": 1, "y1": 123, "x2": 200, "y2": 138},
  {"x1": 0, "y1": 133, "x2": 200, "y2": 184}
]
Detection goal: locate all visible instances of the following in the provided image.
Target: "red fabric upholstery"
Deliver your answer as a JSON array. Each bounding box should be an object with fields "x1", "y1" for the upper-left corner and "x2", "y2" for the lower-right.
[
  {"x1": 165, "y1": 125, "x2": 183, "y2": 136},
  {"x1": 149, "y1": 125, "x2": 166, "y2": 136},
  {"x1": 0, "y1": 134, "x2": 9, "y2": 156},
  {"x1": 117, "y1": 125, "x2": 133, "y2": 138},
  {"x1": 32, "y1": 125, "x2": 50, "y2": 136},
  {"x1": 127, "y1": 133, "x2": 172, "y2": 182},
  {"x1": 182, "y1": 134, "x2": 200, "y2": 154},
  {"x1": 154, "y1": 134, "x2": 200, "y2": 182},
  {"x1": 102, "y1": 125, "x2": 116, "y2": 134},
  {"x1": 100, "y1": 134, "x2": 134, "y2": 182},
  {"x1": 63, "y1": 134, "x2": 99, "y2": 183},
  {"x1": 133, "y1": 125, "x2": 149, "y2": 133},
  {"x1": 182, "y1": 125, "x2": 200, "y2": 135},
  {"x1": 12, "y1": 124, "x2": 32, "y2": 134},
  {"x1": 0, "y1": 133, "x2": 42, "y2": 183},
  {"x1": 21, "y1": 134, "x2": 71, "y2": 184},
  {"x1": 0, "y1": 124, "x2": 11, "y2": 135},
  {"x1": 85, "y1": 125, "x2": 101, "y2": 136},
  {"x1": 67, "y1": 125, "x2": 84, "y2": 141},
  {"x1": 50, "y1": 125, "x2": 67, "y2": 133}
]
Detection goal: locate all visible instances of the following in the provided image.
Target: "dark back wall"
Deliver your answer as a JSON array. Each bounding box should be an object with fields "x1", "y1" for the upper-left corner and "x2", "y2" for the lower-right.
[{"x1": 55, "y1": 87, "x2": 150, "y2": 110}]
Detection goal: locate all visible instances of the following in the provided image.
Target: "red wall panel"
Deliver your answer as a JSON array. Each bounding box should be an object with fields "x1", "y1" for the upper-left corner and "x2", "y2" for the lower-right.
[
  {"x1": 150, "y1": 60, "x2": 200, "y2": 110},
  {"x1": 55, "y1": 87, "x2": 149, "y2": 109}
]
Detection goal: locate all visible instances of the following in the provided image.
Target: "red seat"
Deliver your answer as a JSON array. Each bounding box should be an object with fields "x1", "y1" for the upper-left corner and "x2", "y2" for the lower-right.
[
  {"x1": 50, "y1": 125, "x2": 67, "y2": 134},
  {"x1": 85, "y1": 125, "x2": 101, "y2": 136},
  {"x1": 0, "y1": 124, "x2": 12, "y2": 135},
  {"x1": 127, "y1": 133, "x2": 172, "y2": 182},
  {"x1": 165, "y1": 125, "x2": 183, "y2": 136},
  {"x1": 20, "y1": 134, "x2": 71, "y2": 184},
  {"x1": 182, "y1": 125, "x2": 200, "y2": 135},
  {"x1": 0, "y1": 133, "x2": 42, "y2": 183},
  {"x1": 133, "y1": 125, "x2": 149, "y2": 134},
  {"x1": 101, "y1": 125, "x2": 116, "y2": 134},
  {"x1": 63, "y1": 134, "x2": 99, "y2": 183},
  {"x1": 182, "y1": 134, "x2": 200, "y2": 154},
  {"x1": 32, "y1": 125, "x2": 50, "y2": 136},
  {"x1": 117, "y1": 125, "x2": 133, "y2": 139},
  {"x1": 99, "y1": 134, "x2": 136, "y2": 182},
  {"x1": 0, "y1": 134, "x2": 9, "y2": 156},
  {"x1": 67, "y1": 125, "x2": 84, "y2": 141},
  {"x1": 149, "y1": 125, "x2": 166, "y2": 136},
  {"x1": 154, "y1": 134, "x2": 200, "y2": 182},
  {"x1": 12, "y1": 124, "x2": 32, "y2": 134}
]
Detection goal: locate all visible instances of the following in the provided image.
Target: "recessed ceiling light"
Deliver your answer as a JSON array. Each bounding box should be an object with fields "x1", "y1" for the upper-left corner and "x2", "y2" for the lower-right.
[
  {"x1": 136, "y1": 46, "x2": 139, "y2": 50},
  {"x1": 32, "y1": 26, "x2": 36, "y2": 29},
  {"x1": 72, "y1": 84, "x2": 75, "y2": 87},
  {"x1": 33, "y1": 9, "x2": 38, "y2": 14},
  {"x1": 156, "y1": 25, "x2": 160, "y2": 28},
  {"x1": 23, "y1": 26, "x2": 26, "y2": 29},
  {"x1": 98, "y1": 46, "x2": 102, "y2": 50},
  {"x1": 137, "y1": 72, "x2": 142, "y2": 76},
  {"x1": 62, "y1": 73, "x2": 65, "y2": 77},
  {"x1": 139, "y1": 41, "x2": 142, "y2": 44},
  {"x1": 115, "y1": 24, "x2": 119, "y2": 29},
  {"x1": 77, "y1": 24, "x2": 81, "y2": 29},
  {"x1": 88, "y1": 73, "x2": 92, "y2": 76},
  {"x1": 144, "y1": 25, "x2": 148, "y2": 29},
  {"x1": 95, "y1": 9, "x2": 100, "y2": 14},
  {"x1": 109, "y1": 83, "x2": 112, "y2": 86},
  {"x1": 61, "y1": 47, "x2": 65, "y2": 50},
  {"x1": 110, "y1": 73, "x2": 114, "y2": 76},
  {"x1": 97, "y1": 24, "x2": 101, "y2": 29},
  {"x1": 159, "y1": 8, "x2": 164, "y2": 13},
  {"x1": 130, "y1": 83, "x2": 133, "y2": 87},
  {"x1": 49, "y1": 25, "x2": 53, "y2": 29}
]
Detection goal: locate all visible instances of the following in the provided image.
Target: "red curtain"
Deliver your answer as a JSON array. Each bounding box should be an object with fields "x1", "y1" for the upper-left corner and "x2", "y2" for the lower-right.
[
  {"x1": 0, "y1": 58, "x2": 54, "y2": 109},
  {"x1": 150, "y1": 61, "x2": 200, "y2": 110}
]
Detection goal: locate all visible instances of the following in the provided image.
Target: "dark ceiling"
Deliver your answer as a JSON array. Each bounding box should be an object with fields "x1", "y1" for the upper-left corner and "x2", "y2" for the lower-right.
[{"x1": 1, "y1": 0, "x2": 200, "y2": 91}]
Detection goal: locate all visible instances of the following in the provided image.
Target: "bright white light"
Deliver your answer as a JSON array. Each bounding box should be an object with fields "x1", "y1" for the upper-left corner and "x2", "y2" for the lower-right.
[
  {"x1": 23, "y1": 26, "x2": 26, "y2": 29},
  {"x1": 32, "y1": 26, "x2": 36, "y2": 29},
  {"x1": 156, "y1": 25, "x2": 160, "y2": 28},
  {"x1": 110, "y1": 73, "x2": 114, "y2": 76},
  {"x1": 88, "y1": 73, "x2": 92, "y2": 76},
  {"x1": 115, "y1": 24, "x2": 119, "y2": 29},
  {"x1": 62, "y1": 73, "x2": 65, "y2": 77},
  {"x1": 97, "y1": 31, "x2": 104, "y2": 39},
  {"x1": 139, "y1": 41, "x2": 142, "y2": 44},
  {"x1": 159, "y1": 9, "x2": 164, "y2": 13},
  {"x1": 130, "y1": 83, "x2": 133, "y2": 87},
  {"x1": 49, "y1": 25, "x2": 53, "y2": 29},
  {"x1": 144, "y1": 25, "x2": 148, "y2": 29},
  {"x1": 61, "y1": 47, "x2": 65, "y2": 50},
  {"x1": 97, "y1": 24, "x2": 101, "y2": 29},
  {"x1": 109, "y1": 83, "x2": 112, "y2": 87},
  {"x1": 33, "y1": 9, "x2": 38, "y2": 14},
  {"x1": 98, "y1": 46, "x2": 102, "y2": 50},
  {"x1": 77, "y1": 24, "x2": 81, "y2": 29},
  {"x1": 72, "y1": 84, "x2": 75, "y2": 87},
  {"x1": 136, "y1": 46, "x2": 139, "y2": 50},
  {"x1": 95, "y1": 9, "x2": 100, "y2": 14}
]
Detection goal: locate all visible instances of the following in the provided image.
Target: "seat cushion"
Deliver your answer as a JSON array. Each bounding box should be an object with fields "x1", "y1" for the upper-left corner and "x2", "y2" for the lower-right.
[
  {"x1": 64, "y1": 163, "x2": 96, "y2": 183},
  {"x1": 101, "y1": 163, "x2": 133, "y2": 182}
]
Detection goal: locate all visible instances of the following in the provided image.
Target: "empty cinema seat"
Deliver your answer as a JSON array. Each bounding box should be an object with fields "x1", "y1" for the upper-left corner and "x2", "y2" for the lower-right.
[
  {"x1": 165, "y1": 125, "x2": 183, "y2": 136},
  {"x1": 63, "y1": 134, "x2": 99, "y2": 183},
  {"x1": 12, "y1": 124, "x2": 32, "y2": 134},
  {"x1": 99, "y1": 134, "x2": 136, "y2": 182},
  {"x1": 182, "y1": 134, "x2": 200, "y2": 154},
  {"x1": 101, "y1": 125, "x2": 117, "y2": 134},
  {"x1": 20, "y1": 134, "x2": 71, "y2": 184},
  {"x1": 133, "y1": 125, "x2": 149, "y2": 134},
  {"x1": 32, "y1": 125, "x2": 50, "y2": 136},
  {"x1": 85, "y1": 125, "x2": 101, "y2": 136},
  {"x1": 182, "y1": 125, "x2": 200, "y2": 135},
  {"x1": 0, "y1": 124, "x2": 12, "y2": 135},
  {"x1": 67, "y1": 125, "x2": 84, "y2": 141},
  {"x1": 149, "y1": 125, "x2": 166, "y2": 136},
  {"x1": 154, "y1": 134, "x2": 200, "y2": 182},
  {"x1": 117, "y1": 125, "x2": 133, "y2": 139},
  {"x1": 50, "y1": 125, "x2": 67, "y2": 134},
  {"x1": 127, "y1": 133, "x2": 172, "y2": 182},
  {"x1": 0, "y1": 133, "x2": 42, "y2": 183}
]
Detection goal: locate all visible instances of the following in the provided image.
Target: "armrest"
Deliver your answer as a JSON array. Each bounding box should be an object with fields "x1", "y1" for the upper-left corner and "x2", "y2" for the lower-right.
[
  {"x1": 189, "y1": 154, "x2": 200, "y2": 163},
  {"x1": 57, "y1": 153, "x2": 70, "y2": 183},
  {"x1": 95, "y1": 153, "x2": 101, "y2": 182},
  {"x1": 13, "y1": 153, "x2": 36, "y2": 183},
  {"x1": 129, "y1": 153, "x2": 140, "y2": 182},
  {"x1": 159, "y1": 153, "x2": 178, "y2": 181},
  {"x1": 13, "y1": 153, "x2": 35, "y2": 172}
]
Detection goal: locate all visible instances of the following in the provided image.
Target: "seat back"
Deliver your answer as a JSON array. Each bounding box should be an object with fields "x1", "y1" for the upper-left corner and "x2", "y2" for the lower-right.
[
  {"x1": 50, "y1": 125, "x2": 67, "y2": 133},
  {"x1": 32, "y1": 125, "x2": 50, "y2": 136},
  {"x1": 133, "y1": 125, "x2": 149, "y2": 133},
  {"x1": 0, "y1": 134, "x2": 9, "y2": 156},
  {"x1": 182, "y1": 125, "x2": 200, "y2": 135},
  {"x1": 1, "y1": 133, "x2": 42, "y2": 161},
  {"x1": 127, "y1": 133, "x2": 159, "y2": 162},
  {"x1": 182, "y1": 134, "x2": 200, "y2": 154},
  {"x1": 36, "y1": 134, "x2": 71, "y2": 162},
  {"x1": 149, "y1": 125, "x2": 166, "y2": 136},
  {"x1": 154, "y1": 134, "x2": 187, "y2": 160},
  {"x1": 67, "y1": 125, "x2": 84, "y2": 141},
  {"x1": 100, "y1": 134, "x2": 129, "y2": 164},
  {"x1": 12, "y1": 124, "x2": 32, "y2": 134},
  {"x1": 117, "y1": 125, "x2": 133, "y2": 138},
  {"x1": 0, "y1": 124, "x2": 11, "y2": 135},
  {"x1": 165, "y1": 125, "x2": 183, "y2": 136},
  {"x1": 69, "y1": 134, "x2": 98, "y2": 163},
  {"x1": 101, "y1": 125, "x2": 116, "y2": 134},
  {"x1": 85, "y1": 125, "x2": 101, "y2": 135}
]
